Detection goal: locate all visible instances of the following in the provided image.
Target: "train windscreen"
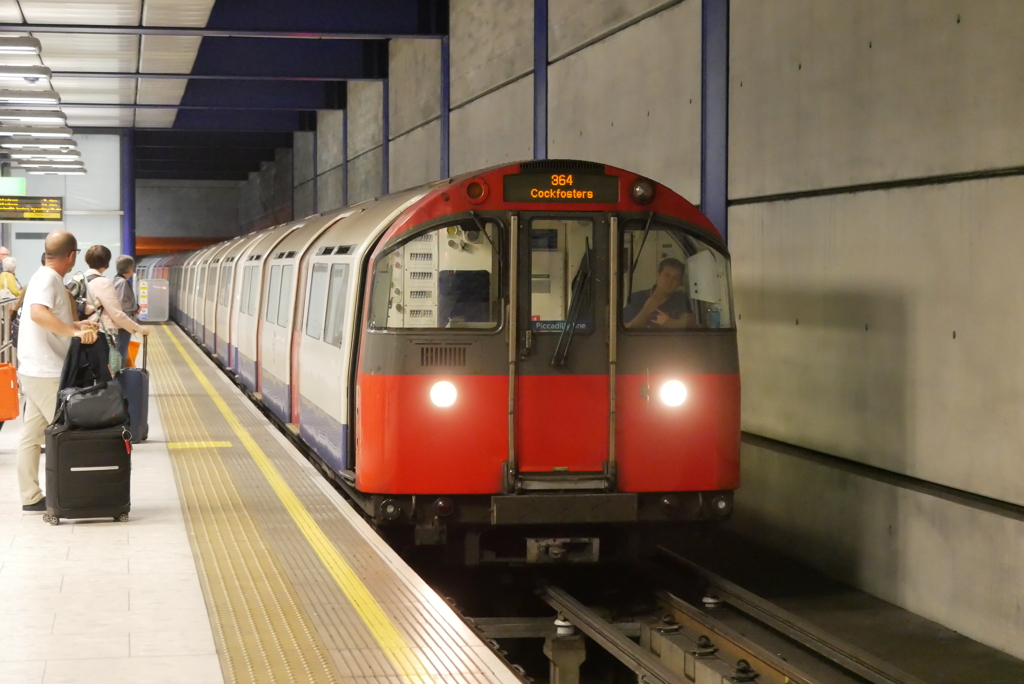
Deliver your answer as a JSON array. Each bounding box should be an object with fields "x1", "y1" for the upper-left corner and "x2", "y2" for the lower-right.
[{"x1": 621, "y1": 220, "x2": 733, "y2": 330}]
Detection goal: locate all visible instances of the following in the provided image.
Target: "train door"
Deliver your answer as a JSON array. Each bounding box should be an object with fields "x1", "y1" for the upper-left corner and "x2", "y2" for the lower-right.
[{"x1": 513, "y1": 212, "x2": 611, "y2": 488}]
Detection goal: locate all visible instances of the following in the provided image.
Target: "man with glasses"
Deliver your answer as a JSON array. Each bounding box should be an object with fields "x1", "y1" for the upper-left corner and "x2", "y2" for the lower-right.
[{"x1": 16, "y1": 231, "x2": 97, "y2": 512}]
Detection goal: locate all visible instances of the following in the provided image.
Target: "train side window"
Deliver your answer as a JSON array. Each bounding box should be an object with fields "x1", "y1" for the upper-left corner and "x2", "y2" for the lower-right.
[
  {"x1": 323, "y1": 263, "x2": 350, "y2": 347},
  {"x1": 620, "y1": 221, "x2": 734, "y2": 330},
  {"x1": 305, "y1": 263, "x2": 329, "y2": 340},
  {"x1": 218, "y1": 264, "x2": 232, "y2": 305},
  {"x1": 265, "y1": 265, "x2": 282, "y2": 322},
  {"x1": 239, "y1": 265, "x2": 252, "y2": 315},
  {"x1": 247, "y1": 265, "x2": 260, "y2": 315},
  {"x1": 529, "y1": 219, "x2": 594, "y2": 333},
  {"x1": 206, "y1": 265, "x2": 218, "y2": 302},
  {"x1": 197, "y1": 265, "x2": 206, "y2": 300},
  {"x1": 368, "y1": 220, "x2": 502, "y2": 330},
  {"x1": 277, "y1": 265, "x2": 293, "y2": 327}
]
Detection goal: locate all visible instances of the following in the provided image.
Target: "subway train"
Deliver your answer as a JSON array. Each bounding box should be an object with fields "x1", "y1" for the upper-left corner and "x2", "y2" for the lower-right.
[{"x1": 138, "y1": 159, "x2": 740, "y2": 564}]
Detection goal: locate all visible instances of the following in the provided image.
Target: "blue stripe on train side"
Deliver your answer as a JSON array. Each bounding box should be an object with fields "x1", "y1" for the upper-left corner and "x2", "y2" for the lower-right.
[
  {"x1": 231, "y1": 346, "x2": 239, "y2": 375},
  {"x1": 215, "y1": 335, "x2": 229, "y2": 367},
  {"x1": 237, "y1": 352, "x2": 257, "y2": 392},
  {"x1": 261, "y1": 370, "x2": 290, "y2": 423},
  {"x1": 299, "y1": 395, "x2": 348, "y2": 472}
]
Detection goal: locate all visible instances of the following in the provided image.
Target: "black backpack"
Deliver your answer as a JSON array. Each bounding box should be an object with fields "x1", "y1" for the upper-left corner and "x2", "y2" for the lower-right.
[{"x1": 66, "y1": 272, "x2": 99, "y2": 320}]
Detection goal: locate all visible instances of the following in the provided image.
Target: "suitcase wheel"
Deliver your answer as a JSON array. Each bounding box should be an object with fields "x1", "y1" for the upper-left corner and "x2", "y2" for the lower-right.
[
  {"x1": 117, "y1": 513, "x2": 129, "y2": 522},
  {"x1": 42, "y1": 514, "x2": 58, "y2": 526}
]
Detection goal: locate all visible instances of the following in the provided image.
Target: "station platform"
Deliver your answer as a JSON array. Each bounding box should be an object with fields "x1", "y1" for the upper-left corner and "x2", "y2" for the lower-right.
[{"x1": 0, "y1": 324, "x2": 521, "y2": 684}]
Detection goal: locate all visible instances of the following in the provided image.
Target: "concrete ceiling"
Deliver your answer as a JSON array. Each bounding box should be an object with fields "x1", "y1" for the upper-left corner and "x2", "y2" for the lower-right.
[{"x1": 0, "y1": 0, "x2": 448, "y2": 179}]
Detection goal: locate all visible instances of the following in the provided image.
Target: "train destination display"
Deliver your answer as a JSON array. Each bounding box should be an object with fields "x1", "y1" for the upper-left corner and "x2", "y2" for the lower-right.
[
  {"x1": 0, "y1": 196, "x2": 62, "y2": 221},
  {"x1": 504, "y1": 172, "x2": 619, "y2": 202}
]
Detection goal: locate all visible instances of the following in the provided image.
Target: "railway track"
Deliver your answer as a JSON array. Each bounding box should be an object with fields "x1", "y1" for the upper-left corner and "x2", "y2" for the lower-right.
[{"x1": 460, "y1": 550, "x2": 930, "y2": 684}]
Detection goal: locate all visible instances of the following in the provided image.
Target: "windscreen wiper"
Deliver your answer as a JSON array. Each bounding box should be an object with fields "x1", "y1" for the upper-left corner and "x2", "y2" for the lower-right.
[
  {"x1": 551, "y1": 239, "x2": 592, "y2": 367},
  {"x1": 628, "y1": 212, "x2": 655, "y2": 286}
]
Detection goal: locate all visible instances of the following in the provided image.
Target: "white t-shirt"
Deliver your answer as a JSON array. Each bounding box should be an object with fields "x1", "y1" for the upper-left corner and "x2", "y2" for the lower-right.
[{"x1": 19, "y1": 266, "x2": 74, "y2": 378}]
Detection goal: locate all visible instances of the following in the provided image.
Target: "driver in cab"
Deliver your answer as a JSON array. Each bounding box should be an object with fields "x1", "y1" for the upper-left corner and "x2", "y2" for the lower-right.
[{"x1": 623, "y1": 258, "x2": 694, "y2": 329}]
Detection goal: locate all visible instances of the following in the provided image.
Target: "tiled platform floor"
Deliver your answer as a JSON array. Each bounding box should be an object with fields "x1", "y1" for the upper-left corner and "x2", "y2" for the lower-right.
[{"x1": 0, "y1": 398, "x2": 224, "y2": 684}]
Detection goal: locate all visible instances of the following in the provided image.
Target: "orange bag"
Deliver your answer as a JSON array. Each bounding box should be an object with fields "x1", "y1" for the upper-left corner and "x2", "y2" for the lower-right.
[
  {"x1": 0, "y1": 363, "x2": 18, "y2": 421},
  {"x1": 126, "y1": 340, "x2": 140, "y2": 369}
]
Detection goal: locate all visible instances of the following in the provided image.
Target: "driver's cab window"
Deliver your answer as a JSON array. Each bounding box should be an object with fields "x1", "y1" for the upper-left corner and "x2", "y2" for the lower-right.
[
  {"x1": 529, "y1": 218, "x2": 593, "y2": 332},
  {"x1": 621, "y1": 221, "x2": 733, "y2": 330},
  {"x1": 368, "y1": 220, "x2": 502, "y2": 330}
]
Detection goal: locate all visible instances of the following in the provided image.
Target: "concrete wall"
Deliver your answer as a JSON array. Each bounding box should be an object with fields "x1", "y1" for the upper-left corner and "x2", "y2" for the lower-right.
[
  {"x1": 388, "y1": 39, "x2": 442, "y2": 192},
  {"x1": 728, "y1": 0, "x2": 1024, "y2": 659},
  {"x1": 137, "y1": 179, "x2": 240, "y2": 238},
  {"x1": 347, "y1": 82, "x2": 384, "y2": 204},
  {"x1": 548, "y1": 0, "x2": 701, "y2": 199},
  {"x1": 239, "y1": 147, "x2": 292, "y2": 232}
]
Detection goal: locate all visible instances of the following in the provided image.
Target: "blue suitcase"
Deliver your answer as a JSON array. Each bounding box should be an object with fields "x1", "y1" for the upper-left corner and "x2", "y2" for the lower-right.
[{"x1": 120, "y1": 336, "x2": 149, "y2": 443}]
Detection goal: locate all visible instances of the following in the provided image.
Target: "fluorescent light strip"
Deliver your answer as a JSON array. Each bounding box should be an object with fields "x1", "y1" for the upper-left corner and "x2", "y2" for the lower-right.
[
  {"x1": 0, "y1": 66, "x2": 51, "y2": 83},
  {"x1": 0, "y1": 91, "x2": 60, "y2": 106},
  {"x1": 0, "y1": 126, "x2": 73, "y2": 138},
  {"x1": 0, "y1": 110, "x2": 67, "y2": 124},
  {"x1": 10, "y1": 153, "x2": 81, "y2": 161},
  {"x1": 29, "y1": 170, "x2": 86, "y2": 175},
  {"x1": 0, "y1": 37, "x2": 41, "y2": 56}
]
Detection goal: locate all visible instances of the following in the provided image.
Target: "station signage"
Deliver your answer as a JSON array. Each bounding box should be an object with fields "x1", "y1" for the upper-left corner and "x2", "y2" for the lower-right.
[
  {"x1": 504, "y1": 172, "x2": 619, "y2": 203},
  {"x1": 0, "y1": 196, "x2": 62, "y2": 221}
]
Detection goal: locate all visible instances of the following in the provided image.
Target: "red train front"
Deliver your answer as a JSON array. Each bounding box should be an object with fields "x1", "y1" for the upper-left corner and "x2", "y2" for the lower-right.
[{"x1": 355, "y1": 160, "x2": 739, "y2": 563}]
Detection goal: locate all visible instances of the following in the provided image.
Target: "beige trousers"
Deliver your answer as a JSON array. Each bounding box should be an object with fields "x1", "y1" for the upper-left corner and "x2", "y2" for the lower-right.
[{"x1": 17, "y1": 374, "x2": 60, "y2": 505}]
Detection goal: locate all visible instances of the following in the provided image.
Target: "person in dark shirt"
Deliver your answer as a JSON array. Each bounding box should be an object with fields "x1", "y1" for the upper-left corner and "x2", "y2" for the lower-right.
[{"x1": 623, "y1": 257, "x2": 694, "y2": 329}]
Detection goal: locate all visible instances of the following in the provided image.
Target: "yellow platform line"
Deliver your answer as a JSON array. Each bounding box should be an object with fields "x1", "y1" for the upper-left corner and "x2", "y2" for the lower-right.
[
  {"x1": 167, "y1": 440, "x2": 233, "y2": 449},
  {"x1": 160, "y1": 325, "x2": 433, "y2": 682}
]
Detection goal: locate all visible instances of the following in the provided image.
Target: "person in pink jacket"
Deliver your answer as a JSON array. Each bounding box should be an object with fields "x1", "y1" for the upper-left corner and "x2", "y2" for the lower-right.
[{"x1": 83, "y1": 246, "x2": 149, "y2": 353}]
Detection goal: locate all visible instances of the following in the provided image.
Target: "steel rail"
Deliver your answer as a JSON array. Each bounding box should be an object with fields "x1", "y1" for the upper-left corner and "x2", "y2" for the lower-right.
[
  {"x1": 655, "y1": 589, "x2": 821, "y2": 684},
  {"x1": 658, "y1": 547, "x2": 929, "y2": 684},
  {"x1": 538, "y1": 584, "x2": 685, "y2": 684}
]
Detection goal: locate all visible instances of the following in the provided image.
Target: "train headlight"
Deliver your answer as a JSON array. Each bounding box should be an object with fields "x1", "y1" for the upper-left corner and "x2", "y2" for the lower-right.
[
  {"x1": 659, "y1": 380, "x2": 687, "y2": 407},
  {"x1": 631, "y1": 178, "x2": 656, "y2": 204},
  {"x1": 429, "y1": 381, "x2": 457, "y2": 407}
]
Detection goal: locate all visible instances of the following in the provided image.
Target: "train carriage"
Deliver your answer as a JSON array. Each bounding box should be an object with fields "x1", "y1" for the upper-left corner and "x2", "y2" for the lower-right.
[{"x1": 149, "y1": 159, "x2": 740, "y2": 564}]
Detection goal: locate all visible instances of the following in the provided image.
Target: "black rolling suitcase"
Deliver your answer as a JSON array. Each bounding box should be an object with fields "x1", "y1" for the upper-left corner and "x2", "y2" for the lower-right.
[
  {"x1": 120, "y1": 336, "x2": 149, "y2": 442},
  {"x1": 43, "y1": 423, "x2": 132, "y2": 525}
]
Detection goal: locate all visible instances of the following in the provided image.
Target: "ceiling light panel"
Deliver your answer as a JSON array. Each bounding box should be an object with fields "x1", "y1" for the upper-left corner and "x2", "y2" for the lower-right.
[
  {"x1": 19, "y1": 0, "x2": 141, "y2": 26},
  {"x1": 134, "y1": 109, "x2": 177, "y2": 128},
  {"x1": 0, "y1": 90, "x2": 59, "y2": 105},
  {"x1": 139, "y1": 35, "x2": 202, "y2": 74},
  {"x1": 61, "y1": 107, "x2": 135, "y2": 128},
  {"x1": 0, "y1": 125, "x2": 73, "y2": 137},
  {"x1": 0, "y1": 110, "x2": 67, "y2": 124},
  {"x1": 136, "y1": 78, "x2": 187, "y2": 105},
  {"x1": 35, "y1": 33, "x2": 140, "y2": 72},
  {"x1": 142, "y1": 0, "x2": 215, "y2": 27},
  {"x1": 51, "y1": 76, "x2": 137, "y2": 104}
]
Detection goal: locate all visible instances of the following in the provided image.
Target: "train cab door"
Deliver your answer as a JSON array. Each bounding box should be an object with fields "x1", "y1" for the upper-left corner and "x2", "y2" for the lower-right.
[{"x1": 512, "y1": 212, "x2": 612, "y2": 490}]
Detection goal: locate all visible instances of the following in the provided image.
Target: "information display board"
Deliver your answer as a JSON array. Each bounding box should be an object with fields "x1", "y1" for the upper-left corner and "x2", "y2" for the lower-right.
[
  {"x1": 0, "y1": 196, "x2": 62, "y2": 221},
  {"x1": 503, "y1": 172, "x2": 619, "y2": 203}
]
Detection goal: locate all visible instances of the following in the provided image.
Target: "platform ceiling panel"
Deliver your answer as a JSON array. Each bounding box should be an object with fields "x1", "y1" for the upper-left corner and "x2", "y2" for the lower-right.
[
  {"x1": 63, "y1": 106, "x2": 135, "y2": 127},
  {"x1": 142, "y1": 0, "x2": 215, "y2": 27},
  {"x1": 36, "y1": 33, "x2": 140, "y2": 72},
  {"x1": 18, "y1": 0, "x2": 142, "y2": 25},
  {"x1": 52, "y1": 75, "x2": 137, "y2": 103},
  {"x1": 0, "y1": 0, "x2": 21, "y2": 23},
  {"x1": 137, "y1": 78, "x2": 188, "y2": 105},
  {"x1": 134, "y1": 108, "x2": 178, "y2": 128}
]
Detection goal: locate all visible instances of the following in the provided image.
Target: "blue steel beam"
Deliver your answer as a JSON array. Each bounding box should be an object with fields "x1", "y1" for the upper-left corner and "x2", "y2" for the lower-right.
[
  {"x1": 440, "y1": 36, "x2": 450, "y2": 179},
  {"x1": 120, "y1": 129, "x2": 135, "y2": 257},
  {"x1": 533, "y1": 0, "x2": 548, "y2": 160},
  {"x1": 700, "y1": 0, "x2": 729, "y2": 243}
]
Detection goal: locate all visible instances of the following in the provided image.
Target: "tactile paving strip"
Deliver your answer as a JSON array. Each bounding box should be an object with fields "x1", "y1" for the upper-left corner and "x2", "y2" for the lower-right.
[
  {"x1": 151, "y1": 325, "x2": 519, "y2": 684},
  {"x1": 150, "y1": 329, "x2": 341, "y2": 683}
]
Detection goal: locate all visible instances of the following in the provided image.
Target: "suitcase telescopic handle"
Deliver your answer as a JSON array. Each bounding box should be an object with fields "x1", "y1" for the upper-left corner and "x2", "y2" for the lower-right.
[{"x1": 142, "y1": 333, "x2": 147, "y2": 371}]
